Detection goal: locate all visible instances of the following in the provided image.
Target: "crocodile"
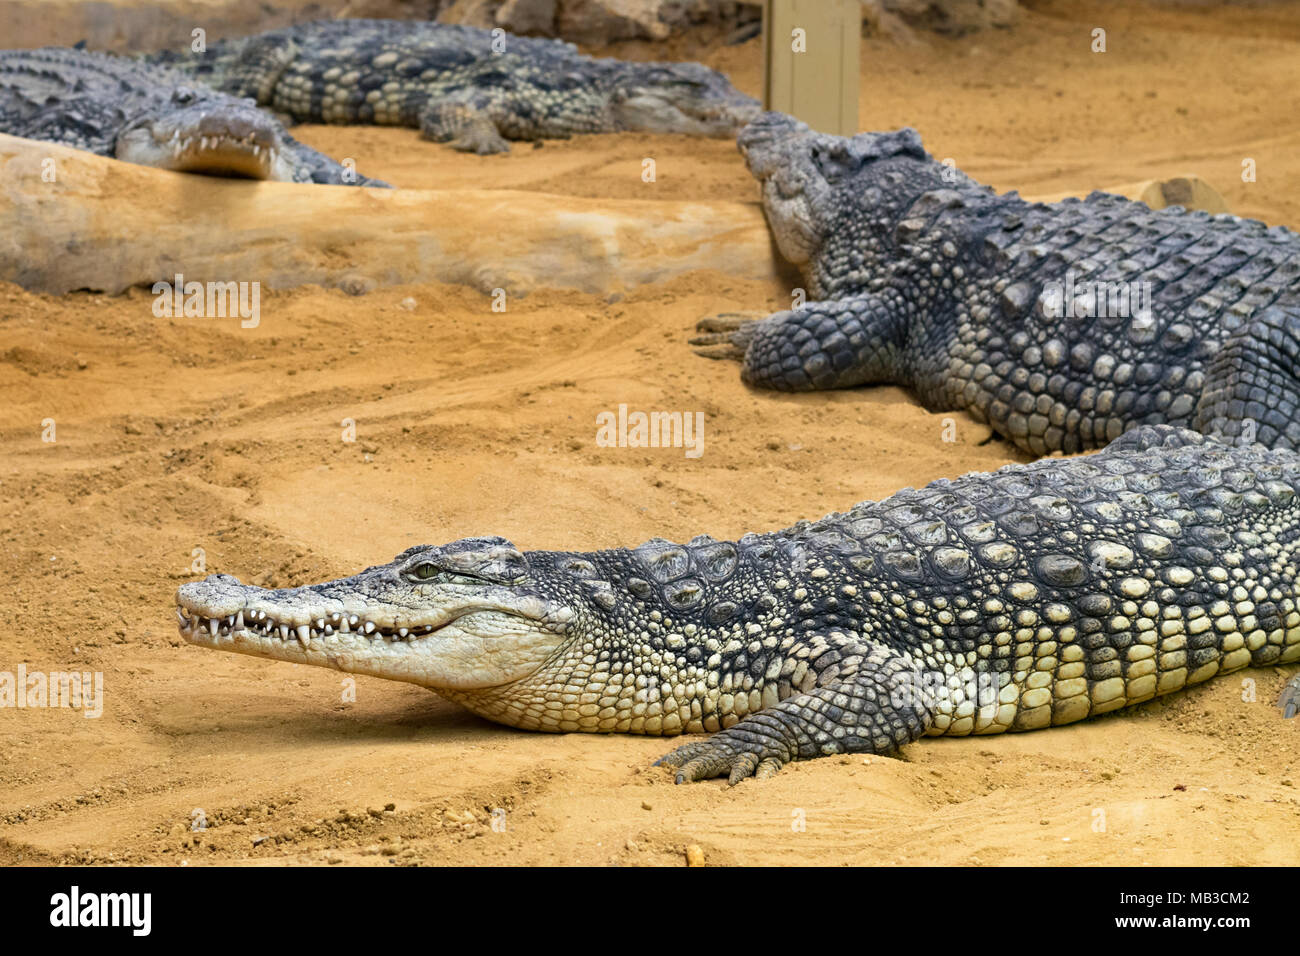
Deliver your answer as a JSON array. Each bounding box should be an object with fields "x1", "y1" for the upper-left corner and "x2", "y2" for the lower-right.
[
  {"x1": 692, "y1": 112, "x2": 1300, "y2": 455},
  {"x1": 0, "y1": 47, "x2": 387, "y2": 185},
  {"x1": 139, "y1": 18, "x2": 761, "y2": 154},
  {"x1": 176, "y1": 425, "x2": 1300, "y2": 784}
]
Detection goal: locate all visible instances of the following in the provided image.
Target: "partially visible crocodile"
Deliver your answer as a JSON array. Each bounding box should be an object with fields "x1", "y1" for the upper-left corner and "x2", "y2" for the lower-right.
[
  {"x1": 693, "y1": 112, "x2": 1300, "y2": 454},
  {"x1": 140, "y1": 18, "x2": 761, "y2": 154},
  {"x1": 176, "y1": 425, "x2": 1300, "y2": 784},
  {"x1": 1, "y1": 47, "x2": 387, "y2": 185}
]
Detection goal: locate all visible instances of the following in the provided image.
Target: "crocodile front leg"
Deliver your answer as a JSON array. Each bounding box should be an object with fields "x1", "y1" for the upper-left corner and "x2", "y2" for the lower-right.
[
  {"x1": 419, "y1": 99, "x2": 511, "y2": 154},
  {"x1": 656, "y1": 643, "x2": 933, "y2": 785},
  {"x1": 691, "y1": 292, "x2": 914, "y2": 392},
  {"x1": 1282, "y1": 673, "x2": 1300, "y2": 719}
]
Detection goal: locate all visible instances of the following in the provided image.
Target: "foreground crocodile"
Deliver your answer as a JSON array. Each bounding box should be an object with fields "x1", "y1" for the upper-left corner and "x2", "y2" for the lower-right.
[
  {"x1": 1, "y1": 47, "x2": 386, "y2": 184},
  {"x1": 176, "y1": 425, "x2": 1300, "y2": 783},
  {"x1": 140, "y1": 18, "x2": 760, "y2": 154},
  {"x1": 693, "y1": 113, "x2": 1300, "y2": 454}
]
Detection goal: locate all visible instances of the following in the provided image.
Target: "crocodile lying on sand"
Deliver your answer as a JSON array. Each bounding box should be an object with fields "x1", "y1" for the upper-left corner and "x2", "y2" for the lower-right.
[
  {"x1": 177, "y1": 425, "x2": 1300, "y2": 784},
  {"x1": 693, "y1": 113, "x2": 1300, "y2": 454},
  {"x1": 140, "y1": 18, "x2": 761, "y2": 154},
  {"x1": 0, "y1": 47, "x2": 386, "y2": 184}
]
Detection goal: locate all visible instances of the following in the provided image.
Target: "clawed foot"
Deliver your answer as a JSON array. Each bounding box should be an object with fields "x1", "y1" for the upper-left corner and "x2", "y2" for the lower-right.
[
  {"x1": 419, "y1": 113, "x2": 512, "y2": 155},
  {"x1": 654, "y1": 736, "x2": 787, "y2": 785},
  {"x1": 689, "y1": 311, "x2": 765, "y2": 361},
  {"x1": 1281, "y1": 673, "x2": 1300, "y2": 719},
  {"x1": 451, "y1": 132, "x2": 511, "y2": 155}
]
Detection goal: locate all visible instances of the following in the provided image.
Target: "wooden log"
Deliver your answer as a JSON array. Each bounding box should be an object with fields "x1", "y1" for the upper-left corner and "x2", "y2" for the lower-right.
[{"x1": 0, "y1": 134, "x2": 783, "y2": 296}]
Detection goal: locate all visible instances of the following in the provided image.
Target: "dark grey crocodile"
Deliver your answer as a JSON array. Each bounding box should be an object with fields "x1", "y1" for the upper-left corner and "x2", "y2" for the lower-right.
[
  {"x1": 692, "y1": 112, "x2": 1300, "y2": 455},
  {"x1": 140, "y1": 18, "x2": 760, "y2": 154},
  {"x1": 176, "y1": 425, "x2": 1300, "y2": 784},
  {"x1": 1, "y1": 47, "x2": 386, "y2": 185}
]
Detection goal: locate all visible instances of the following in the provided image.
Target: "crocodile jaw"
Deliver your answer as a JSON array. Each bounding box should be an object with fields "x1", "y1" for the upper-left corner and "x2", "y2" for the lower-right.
[
  {"x1": 612, "y1": 63, "x2": 760, "y2": 137},
  {"x1": 175, "y1": 574, "x2": 572, "y2": 690},
  {"x1": 114, "y1": 101, "x2": 292, "y2": 180}
]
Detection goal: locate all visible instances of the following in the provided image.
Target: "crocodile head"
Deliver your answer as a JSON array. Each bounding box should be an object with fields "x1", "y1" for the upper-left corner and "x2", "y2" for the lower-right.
[
  {"x1": 174, "y1": 537, "x2": 580, "y2": 690},
  {"x1": 610, "y1": 61, "x2": 760, "y2": 137},
  {"x1": 114, "y1": 83, "x2": 300, "y2": 181},
  {"x1": 737, "y1": 112, "x2": 937, "y2": 280}
]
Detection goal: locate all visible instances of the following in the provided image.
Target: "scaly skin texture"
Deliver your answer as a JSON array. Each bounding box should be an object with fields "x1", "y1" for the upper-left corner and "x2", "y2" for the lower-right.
[
  {"x1": 140, "y1": 18, "x2": 760, "y2": 154},
  {"x1": 176, "y1": 426, "x2": 1300, "y2": 784},
  {"x1": 693, "y1": 113, "x2": 1300, "y2": 454},
  {"x1": 0, "y1": 47, "x2": 388, "y2": 185}
]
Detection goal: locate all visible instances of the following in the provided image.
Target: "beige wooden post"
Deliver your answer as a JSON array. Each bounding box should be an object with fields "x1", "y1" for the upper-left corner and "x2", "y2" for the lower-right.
[{"x1": 762, "y1": 0, "x2": 861, "y2": 136}]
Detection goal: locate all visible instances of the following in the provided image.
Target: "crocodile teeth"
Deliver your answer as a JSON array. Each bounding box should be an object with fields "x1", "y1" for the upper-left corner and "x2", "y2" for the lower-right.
[
  {"x1": 296, "y1": 625, "x2": 311, "y2": 647},
  {"x1": 338, "y1": 617, "x2": 349, "y2": 633},
  {"x1": 363, "y1": 622, "x2": 376, "y2": 635},
  {"x1": 398, "y1": 628, "x2": 408, "y2": 638},
  {"x1": 176, "y1": 607, "x2": 187, "y2": 626},
  {"x1": 208, "y1": 618, "x2": 219, "y2": 637},
  {"x1": 235, "y1": 610, "x2": 244, "y2": 629},
  {"x1": 315, "y1": 618, "x2": 326, "y2": 629},
  {"x1": 348, "y1": 615, "x2": 359, "y2": 627},
  {"x1": 330, "y1": 613, "x2": 341, "y2": 623},
  {"x1": 279, "y1": 624, "x2": 290, "y2": 640}
]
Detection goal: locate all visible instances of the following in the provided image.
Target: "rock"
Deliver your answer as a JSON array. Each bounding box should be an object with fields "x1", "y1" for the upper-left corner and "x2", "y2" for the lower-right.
[
  {"x1": 339, "y1": 275, "x2": 376, "y2": 296},
  {"x1": 684, "y1": 843, "x2": 705, "y2": 866},
  {"x1": 496, "y1": 0, "x2": 557, "y2": 33}
]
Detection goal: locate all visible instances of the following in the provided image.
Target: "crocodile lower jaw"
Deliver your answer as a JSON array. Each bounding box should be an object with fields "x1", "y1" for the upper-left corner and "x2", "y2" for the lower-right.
[
  {"x1": 121, "y1": 132, "x2": 285, "y2": 180},
  {"x1": 163, "y1": 134, "x2": 280, "y2": 179}
]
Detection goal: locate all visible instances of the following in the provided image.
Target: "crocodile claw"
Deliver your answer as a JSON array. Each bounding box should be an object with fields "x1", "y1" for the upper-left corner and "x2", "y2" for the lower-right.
[
  {"x1": 689, "y1": 311, "x2": 765, "y2": 361},
  {"x1": 1281, "y1": 674, "x2": 1300, "y2": 719},
  {"x1": 655, "y1": 737, "x2": 787, "y2": 785}
]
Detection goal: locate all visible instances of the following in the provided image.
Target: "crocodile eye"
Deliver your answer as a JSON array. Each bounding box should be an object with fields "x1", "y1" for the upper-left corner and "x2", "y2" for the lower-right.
[
  {"x1": 172, "y1": 86, "x2": 197, "y2": 106},
  {"x1": 410, "y1": 562, "x2": 439, "y2": 580}
]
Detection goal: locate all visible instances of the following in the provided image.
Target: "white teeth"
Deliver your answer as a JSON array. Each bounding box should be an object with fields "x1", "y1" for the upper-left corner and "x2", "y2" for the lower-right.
[
  {"x1": 398, "y1": 628, "x2": 408, "y2": 638},
  {"x1": 364, "y1": 622, "x2": 376, "y2": 635},
  {"x1": 296, "y1": 625, "x2": 310, "y2": 647},
  {"x1": 191, "y1": 614, "x2": 201, "y2": 630},
  {"x1": 279, "y1": 624, "x2": 290, "y2": 640},
  {"x1": 235, "y1": 611, "x2": 244, "y2": 629},
  {"x1": 330, "y1": 613, "x2": 341, "y2": 623},
  {"x1": 323, "y1": 625, "x2": 334, "y2": 636},
  {"x1": 315, "y1": 618, "x2": 325, "y2": 629},
  {"x1": 348, "y1": 615, "x2": 359, "y2": 627},
  {"x1": 208, "y1": 618, "x2": 219, "y2": 636},
  {"x1": 338, "y1": 617, "x2": 350, "y2": 633}
]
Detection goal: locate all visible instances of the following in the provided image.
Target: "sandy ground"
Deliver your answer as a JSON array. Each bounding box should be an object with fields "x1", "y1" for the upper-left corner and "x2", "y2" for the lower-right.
[{"x1": 3, "y1": 0, "x2": 1300, "y2": 866}]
